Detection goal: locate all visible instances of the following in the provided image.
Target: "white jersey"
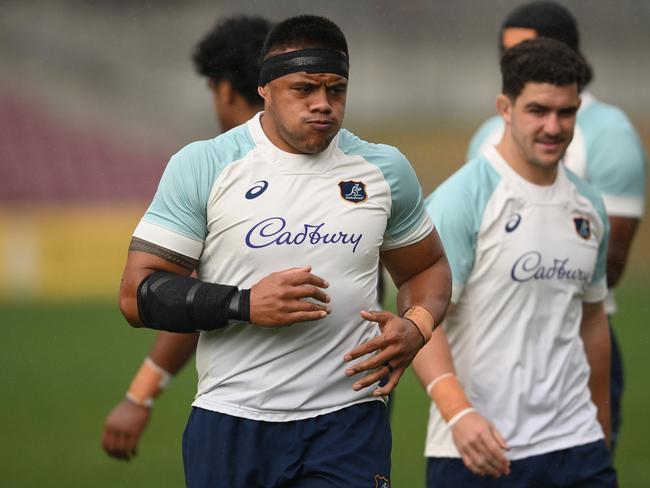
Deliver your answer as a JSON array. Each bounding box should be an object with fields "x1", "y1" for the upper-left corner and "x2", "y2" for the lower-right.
[
  {"x1": 133, "y1": 113, "x2": 432, "y2": 422},
  {"x1": 467, "y1": 93, "x2": 647, "y2": 314},
  {"x1": 425, "y1": 146, "x2": 609, "y2": 460}
]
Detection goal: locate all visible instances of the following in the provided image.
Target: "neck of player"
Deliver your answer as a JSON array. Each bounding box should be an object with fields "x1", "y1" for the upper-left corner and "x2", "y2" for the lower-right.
[{"x1": 496, "y1": 136, "x2": 559, "y2": 186}]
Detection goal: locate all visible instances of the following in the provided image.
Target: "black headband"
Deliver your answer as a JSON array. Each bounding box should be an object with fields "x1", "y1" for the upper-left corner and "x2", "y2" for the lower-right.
[{"x1": 259, "y1": 48, "x2": 349, "y2": 85}]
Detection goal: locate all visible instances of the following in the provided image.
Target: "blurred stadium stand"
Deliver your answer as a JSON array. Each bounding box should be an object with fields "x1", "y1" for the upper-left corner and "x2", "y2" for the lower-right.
[
  {"x1": 0, "y1": 0, "x2": 647, "y2": 301},
  {"x1": 0, "y1": 95, "x2": 165, "y2": 203}
]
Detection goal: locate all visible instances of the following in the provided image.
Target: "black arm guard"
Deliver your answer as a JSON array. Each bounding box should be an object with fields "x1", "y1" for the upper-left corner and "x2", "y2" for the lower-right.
[{"x1": 136, "y1": 271, "x2": 250, "y2": 332}]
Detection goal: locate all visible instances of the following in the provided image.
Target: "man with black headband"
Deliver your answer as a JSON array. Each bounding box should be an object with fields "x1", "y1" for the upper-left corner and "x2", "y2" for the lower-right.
[
  {"x1": 415, "y1": 37, "x2": 617, "y2": 486},
  {"x1": 467, "y1": 0, "x2": 647, "y2": 454},
  {"x1": 118, "y1": 14, "x2": 451, "y2": 487}
]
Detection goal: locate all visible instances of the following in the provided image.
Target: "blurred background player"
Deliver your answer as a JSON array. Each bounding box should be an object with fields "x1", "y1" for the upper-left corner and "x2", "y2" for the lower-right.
[
  {"x1": 101, "y1": 14, "x2": 273, "y2": 461},
  {"x1": 466, "y1": 1, "x2": 647, "y2": 452},
  {"x1": 414, "y1": 38, "x2": 617, "y2": 486}
]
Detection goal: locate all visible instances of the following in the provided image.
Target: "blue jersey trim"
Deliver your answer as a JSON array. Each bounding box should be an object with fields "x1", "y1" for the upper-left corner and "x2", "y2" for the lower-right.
[
  {"x1": 426, "y1": 156, "x2": 501, "y2": 287},
  {"x1": 338, "y1": 129, "x2": 427, "y2": 243},
  {"x1": 578, "y1": 100, "x2": 647, "y2": 200},
  {"x1": 143, "y1": 124, "x2": 256, "y2": 242}
]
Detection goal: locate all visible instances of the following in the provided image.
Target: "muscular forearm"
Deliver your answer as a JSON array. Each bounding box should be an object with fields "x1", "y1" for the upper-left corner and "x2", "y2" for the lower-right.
[
  {"x1": 149, "y1": 331, "x2": 200, "y2": 375},
  {"x1": 396, "y1": 254, "x2": 452, "y2": 327},
  {"x1": 136, "y1": 271, "x2": 248, "y2": 333},
  {"x1": 412, "y1": 325, "x2": 456, "y2": 388},
  {"x1": 118, "y1": 332, "x2": 199, "y2": 408},
  {"x1": 606, "y1": 216, "x2": 639, "y2": 288},
  {"x1": 581, "y1": 302, "x2": 611, "y2": 445},
  {"x1": 119, "y1": 240, "x2": 198, "y2": 327}
]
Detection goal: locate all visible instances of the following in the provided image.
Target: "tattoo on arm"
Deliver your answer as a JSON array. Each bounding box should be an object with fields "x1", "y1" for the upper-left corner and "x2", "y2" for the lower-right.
[{"x1": 129, "y1": 237, "x2": 197, "y2": 271}]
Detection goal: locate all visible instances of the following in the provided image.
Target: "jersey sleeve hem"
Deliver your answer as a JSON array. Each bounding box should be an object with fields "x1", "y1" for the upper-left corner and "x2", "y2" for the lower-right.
[
  {"x1": 602, "y1": 194, "x2": 645, "y2": 218},
  {"x1": 583, "y1": 277, "x2": 607, "y2": 303},
  {"x1": 133, "y1": 219, "x2": 203, "y2": 260},
  {"x1": 380, "y1": 214, "x2": 433, "y2": 251},
  {"x1": 450, "y1": 282, "x2": 464, "y2": 304}
]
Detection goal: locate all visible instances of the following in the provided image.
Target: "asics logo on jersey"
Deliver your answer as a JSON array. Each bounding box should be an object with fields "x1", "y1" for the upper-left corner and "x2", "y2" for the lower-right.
[
  {"x1": 338, "y1": 180, "x2": 367, "y2": 203},
  {"x1": 505, "y1": 213, "x2": 521, "y2": 232},
  {"x1": 511, "y1": 251, "x2": 591, "y2": 283},
  {"x1": 245, "y1": 217, "x2": 363, "y2": 253},
  {"x1": 245, "y1": 180, "x2": 269, "y2": 200}
]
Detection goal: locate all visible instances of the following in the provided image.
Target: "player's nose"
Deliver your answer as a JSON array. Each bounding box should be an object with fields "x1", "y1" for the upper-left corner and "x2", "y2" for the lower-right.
[
  {"x1": 543, "y1": 113, "x2": 562, "y2": 135},
  {"x1": 310, "y1": 86, "x2": 333, "y2": 113}
]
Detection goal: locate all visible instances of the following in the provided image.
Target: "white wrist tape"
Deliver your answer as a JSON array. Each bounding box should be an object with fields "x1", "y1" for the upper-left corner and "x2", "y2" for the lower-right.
[
  {"x1": 447, "y1": 407, "x2": 476, "y2": 428},
  {"x1": 126, "y1": 357, "x2": 173, "y2": 407},
  {"x1": 426, "y1": 372, "x2": 454, "y2": 396}
]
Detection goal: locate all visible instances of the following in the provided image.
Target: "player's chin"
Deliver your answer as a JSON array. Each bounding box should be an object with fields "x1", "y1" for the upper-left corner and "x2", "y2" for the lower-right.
[
  {"x1": 301, "y1": 134, "x2": 337, "y2": 154},
  {"x1": 534, "y1": 148, "x2": 565, "y2": 166}
]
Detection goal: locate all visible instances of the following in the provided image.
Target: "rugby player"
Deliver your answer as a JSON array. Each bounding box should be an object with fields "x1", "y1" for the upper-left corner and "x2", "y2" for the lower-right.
[
  {"x1": 413, "y1": 38, "x2": 617, "y2": 486},
  {"x1": 118, "y1": 15, "x2": 451, "y2": 487},
  {"x1": 101, "y1": 15, "x2": 273, "y2": 461},
  {"x1": 467, "y1": 1, "x2": 647, "y2": 452}
]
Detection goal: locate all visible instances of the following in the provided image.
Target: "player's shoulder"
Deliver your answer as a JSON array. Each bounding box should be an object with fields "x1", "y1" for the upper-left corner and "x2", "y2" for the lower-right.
[
  {"x1": 472, "y1": 115, "x2": 503, "y2": 138},
  {"x1": 337, "y1": 129, "x2": 410, "y2": 169},
  {"x1": 171, "y1": 124, "x2": 256, "y2": 170},
  {"x1": 579, "y1": 95, "x2": 637, "y2": 135},
  {"x1": 337, "y1": 128, "x2": 417, "y2": 196},
  {"x1": 430, "y1": 156, "x2": 501, "y2": 204},
  {"x1": 563, "y1": 166, "x2": 607, "y2": 217}
]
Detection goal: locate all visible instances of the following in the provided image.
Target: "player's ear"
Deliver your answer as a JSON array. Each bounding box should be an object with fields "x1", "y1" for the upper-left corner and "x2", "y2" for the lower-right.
[
  {"x1": 221, "y1": 81, "x2": 236, "y2": 105},
  {"x1": 258, "y1": 85, "x2": 268, "y2": 102},
  {"x1": 496, "y1": 94, "x2": 512, "y2": 124}
]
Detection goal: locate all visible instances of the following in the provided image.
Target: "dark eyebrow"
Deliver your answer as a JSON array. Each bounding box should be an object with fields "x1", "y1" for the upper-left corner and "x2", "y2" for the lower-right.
[
  {"x1": 524, "y1": 102, "x2": 548, "y2": 110},
  {"x1": 291, "y1": 80, "x2": 319, "y2": 86}
]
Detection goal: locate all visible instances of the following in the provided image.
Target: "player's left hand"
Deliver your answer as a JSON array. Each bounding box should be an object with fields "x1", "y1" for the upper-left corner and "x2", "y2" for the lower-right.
[
  {"x1": 451, "y1": 411, "x2": 510, "y2": 478},
  {"x1": 101, "y1": 398, "x2": 151, "y2": 461},
  {"x1": 343, "y1": 310, "x2": 425, "y2": 396}
]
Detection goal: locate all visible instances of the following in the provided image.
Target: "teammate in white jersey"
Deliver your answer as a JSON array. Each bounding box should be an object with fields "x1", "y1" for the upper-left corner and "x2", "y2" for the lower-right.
[
  {"x1": 118, "y1": 15, "x2": 451, "y2": 487},
  {"x1": 101, "y1": 15, "x2": 273, "y2": 461},
  {"x1": 413, "y1": 38, "x2": 617, "y2": 486},
  {"x1": 466, "y1": 1, "x2": 647, "y2": 452}
]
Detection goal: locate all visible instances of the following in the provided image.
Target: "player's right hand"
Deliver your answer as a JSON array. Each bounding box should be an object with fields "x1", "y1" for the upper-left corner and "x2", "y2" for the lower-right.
[
  {"x1": 451, "y1": 411, "x2": 510, "y2": 479},
  {"x1": 101, "y1": 398, "x2": 151, "y2": 461},
  {"x1": 249, "y1": 266, "x2": 331, "y2": 327}
]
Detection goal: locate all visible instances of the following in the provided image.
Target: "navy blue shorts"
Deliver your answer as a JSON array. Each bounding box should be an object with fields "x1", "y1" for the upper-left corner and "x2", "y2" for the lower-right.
[
  {"x1": 182, "y1": 401, "x2": 391, "y2": 488},
  {"x1": 427, "y1": 440, "x2": 617, "y2": 488}
]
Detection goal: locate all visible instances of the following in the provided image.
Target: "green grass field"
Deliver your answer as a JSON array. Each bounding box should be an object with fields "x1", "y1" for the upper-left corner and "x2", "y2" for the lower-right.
[{"x1": 1, "y1": 275, "x2": 648, "y2": 487}]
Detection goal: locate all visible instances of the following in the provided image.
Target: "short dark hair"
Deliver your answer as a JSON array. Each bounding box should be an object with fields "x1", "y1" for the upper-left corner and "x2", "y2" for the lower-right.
[
  {"x1": 500, "y1": 37, "x2": 588, "y2": 99},
  {"x1": 260, "y1": 15, "x2": 348, "y2": 61},
  {"x1": 500, "y1": 1, "x2": 593, "y2": 85},
  {"x1": 192, "y1": 15, "x2": 273, "y2": 106}
]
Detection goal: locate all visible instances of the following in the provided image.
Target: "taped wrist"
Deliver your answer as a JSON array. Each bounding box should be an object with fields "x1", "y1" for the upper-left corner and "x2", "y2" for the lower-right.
[
  {"x1": 126, "y1": 357, "x2": 172, "y2": 408},
  {"x1": 402, "y1": 306, "x2": 436, "y2": 345},
  {"x1": 137, "y1": 271, "x2": 250, "y2": 332},
  {"x1": 427, "y1": 373, "x2": 472, "y2": 424}
]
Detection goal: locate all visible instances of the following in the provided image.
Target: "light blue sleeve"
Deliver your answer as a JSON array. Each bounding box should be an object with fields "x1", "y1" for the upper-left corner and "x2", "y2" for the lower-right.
[
  {"x1": 466, "y1": 116, "x2": 504, "y2": 162},
  {"x1": 426, "y1": 158, "x2": 501, "y2": 297},
  {"x1": 143, "y1": 141, "x2": 222, "y2": 241},
  {"x1": 426, "y1": 186, "x2": 475, "y2": 288},
  {"x1": 580, "y1": 103, "x2": 647, "y2": 215},
  {"x1": 382, "y1": 147, "x2": 429, "y2": 243},
  {"x1": 337, "y1": 130, "x2": 431, "y2": 247}
]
